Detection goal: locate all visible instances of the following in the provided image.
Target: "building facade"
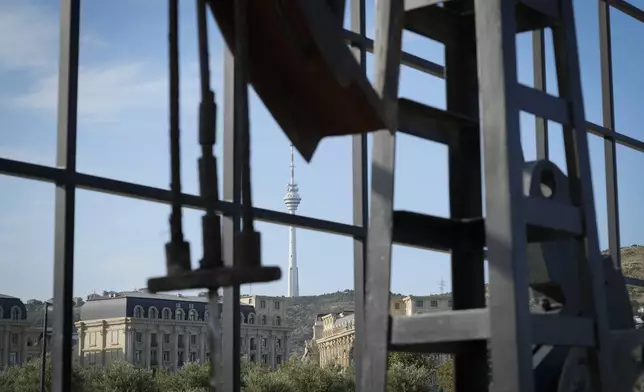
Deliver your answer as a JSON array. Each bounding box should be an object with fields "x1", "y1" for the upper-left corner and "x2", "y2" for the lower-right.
[
  {"x1": 75, "y1": 291, "x2": 292, "y2": 371},
  {"x1": 305, "y1": 294, "x2": 453, "y2": 368},
  {"x1": 0, "y1": 295, "x2": 62, "y2": 370}
]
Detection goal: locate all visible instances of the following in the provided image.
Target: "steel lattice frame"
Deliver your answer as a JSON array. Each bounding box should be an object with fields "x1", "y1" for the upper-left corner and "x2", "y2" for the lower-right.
[{"x1": 1, "y1": 0, "x2": 644, "y2": 391}]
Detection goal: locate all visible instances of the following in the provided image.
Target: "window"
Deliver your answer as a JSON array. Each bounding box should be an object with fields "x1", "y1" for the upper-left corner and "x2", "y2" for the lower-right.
[
  {"x1": 261, "y1": 338, "x2": 267, "y2": 348},
  {"x1": 262, "y1": 354, "x2": 268, "y2": 364},
  {"x1": 176, "y1": 309, "x2": 185, "y2": 321},
  {"x1": 10, "y1": 307, "x2": 21, "y2": 320},
  {"x1": 163, "y1": 308, "x2": 172, "y2": 320},
  {"x1": 248, "y1": 314, "x2": 255, "y2": 324},
  {"x1": 9, "y1": 352, "x2": 17, "y2": 365},
  {"x1": 260, "y1": 300, "x2": 266, "y2": 309},
  {"x1": 276, "y1": 338, "x2": 281, "y2": 349},
  {"x1": 11, "y1": 334, "x2": 18, "y2": 344},
  {"x1": 151, "y1": 333, "x2": 158, "y2": 347},
  {"x1": 274, "y1": 301, "x2": 280, "y2": 310},
  {"x1": 178, "y1": 334, "x2": 184, "y2": 348},
  {"x1": 448, "y1": 300, "x2": 453, "y2": 308},
  {"x1": 430, "y1": 300, "x2": 438, "y2": 308},
  {"x1": 177, "y1": 352, "x2": 184, "y2": 366},
  {"x1": 190, "y1": 352, "x2": 197, "y2": 362},
  {"x1": 415, "y1": 300, "x2": 424, "y2": 307},
  {"x1": 163, "y1": 351, "x2": 170, "y2": 362},
  {"x1": 276, "y1": 355, "x2": 282, "y2": 365},
  {"x1": 190, "y1": 335, "x2": 197, "y2": 345},
  {"x1": 135, "y1": 350, "x2": 142, "y2": 364},
  {"x1": 205, "y1": 310, "x2": 210, "y2": 320},
  {"x1": 111, "y1": 331, "x2": 119, "y2": 344},
  {"x1": 260, "y1": 315, "x2": 266, "y2": 325},
  {"x1": 89, "y1": 332, "x2": 96, "y2": 346},
  {"x1": 240, "y1": 312, "x2": 245, "y2": 323},
  {"x1": 188, "y1": 309, "x2": 198, "y2": 321},
  {"x1": 0, "y1": 306, "x2": 3, "y2": 318},
  {"x1": 149, "y1": 307, "x2": 158, "y2": 319},
  {"x1": 136, "y1": 332, "x2": 143, "y2": 343},
  {"x1": 134, "y1": 305, "x2": 144, "y2": 318},
  {"x1": 275, "y1": 316, "x2": 281, "y2": 326},
  {"x1": 250, "y1": 338, "x2": 256, "y2": 350},
  {"x1": 151, "y1": 350, "x2": 158, "y2": 362},
  {"x1": 395, "y1": 303, "x2": 400, "y2": 310},
  {"x1": 248, "y1": 299, "x2": 253, "y2": 305}
]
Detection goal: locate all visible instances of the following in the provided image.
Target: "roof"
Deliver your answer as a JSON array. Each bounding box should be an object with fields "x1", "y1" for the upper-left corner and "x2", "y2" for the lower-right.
[
  {"x1": 0, "y1": 295, "x2": 27, "y2": 320},
  {"x1": 80, "y1": 291, "x2": 256, "y2": 321}
]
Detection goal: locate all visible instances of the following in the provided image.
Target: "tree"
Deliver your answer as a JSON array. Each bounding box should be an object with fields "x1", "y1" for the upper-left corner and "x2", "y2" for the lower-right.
[{"x1": 436, "y1": 358, "x2": 454, "y2": 392}]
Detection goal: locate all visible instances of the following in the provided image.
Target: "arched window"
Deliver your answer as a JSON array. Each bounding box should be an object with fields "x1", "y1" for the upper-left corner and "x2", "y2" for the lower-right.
[
  {"x1": 10, "y1": 306, "x2": 21, "y2": 320},
  {"x1": 240, "y1": 312, "x2": 245, "y2": 324},
  {"x1": 148, "y1": 307, "x2": 159, "y2": 319},
  {"x1": 188, "y1": 309, "x2": 198, "y2": 321},
  {"x1": 0, "y1": 306, "x2": 4, "y2": 319},
  {"x1": 248, "y1": 314, "x2": 255, "y2": 324},
  {"x1": 133, "y1": 306, "x2": 144, "y2": 318},
  {"x1": 260, "y1": 315, "x2": 266, "y2": 325},
  {"x1": 162, "y1": 308, "x2": 172, "y2": 320},
  {"x1": 275, "y1": 316, "x2": 281, "y2": 326},
  {"x1": 176, "y1": 308, "x2": 185, "y2": 321},
  {"x1": 204, "y1": 310, "x2": 210, "y2": 320}
]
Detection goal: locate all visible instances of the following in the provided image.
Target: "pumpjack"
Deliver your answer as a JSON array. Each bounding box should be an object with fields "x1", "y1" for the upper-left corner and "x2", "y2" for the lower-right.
[{"x1": 146, "y1": 0, "x2": 644, "y2": 391}]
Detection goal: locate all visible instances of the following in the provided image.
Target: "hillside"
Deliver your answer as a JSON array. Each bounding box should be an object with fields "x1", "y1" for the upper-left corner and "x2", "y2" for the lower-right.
[
  {"x1": 285, "y1": 289, "x2": 357, "y2": 357},
  {"x1": 617, "y1": 244, "x2": 644, "y2": 302}
]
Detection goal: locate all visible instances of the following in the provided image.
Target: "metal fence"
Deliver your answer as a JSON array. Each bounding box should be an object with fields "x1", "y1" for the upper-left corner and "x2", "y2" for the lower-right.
[{"x1": 1, "y1": 0, "x2": 644, "y2": 391}]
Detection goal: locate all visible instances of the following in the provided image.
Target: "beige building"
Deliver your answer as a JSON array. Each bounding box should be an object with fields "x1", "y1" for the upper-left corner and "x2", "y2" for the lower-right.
[
  {"x1": 75, "y1": 291, "x2": 292, "y2": 371},
  {"x1": 0, "y1": 295, "x2": 62, "y2": 370},
  {"x1": 305, "y1": 294, "x2": 453, "y2": 368}
]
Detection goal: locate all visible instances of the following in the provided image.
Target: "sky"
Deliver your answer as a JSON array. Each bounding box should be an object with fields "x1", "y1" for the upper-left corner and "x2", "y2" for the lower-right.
[{"x1": 1, "y1": 0, "x2": 644, "y2": 302}]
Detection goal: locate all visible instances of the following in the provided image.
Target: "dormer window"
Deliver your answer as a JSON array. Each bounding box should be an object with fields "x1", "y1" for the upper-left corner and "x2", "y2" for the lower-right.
[
  {"x1": 149, "y1": 307, "x2": 159, "y2": 319},
  {"x1": 188, "y1": 309, "x2": 198, "y2": 321},
  {"x1": 260, "y1": 315, "x2": 266, "y2": 325},
  {"x1": 248, "y1": 314, "x2": 255, "y2": 324},
  {"x1": 176, "y1": 309, "x2": 185, "y2": 321},
  {"x1": 275, "y1": 316, "x2": 281, "y2": 326},
  {"x1": 133, "y1": 306, "x2": 144, "y2": 318},
  {"x1": 10, "y1": 306, "x2": 21, "y2": 320},
  {"x1": 162, "y1": 308, "x2": 172, "y2": 320}
]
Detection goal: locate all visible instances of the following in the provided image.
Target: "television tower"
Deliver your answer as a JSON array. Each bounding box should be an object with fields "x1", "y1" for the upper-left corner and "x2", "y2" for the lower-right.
[{"x1": 283, "y1": 145, "x2": 302, "y2": 297}]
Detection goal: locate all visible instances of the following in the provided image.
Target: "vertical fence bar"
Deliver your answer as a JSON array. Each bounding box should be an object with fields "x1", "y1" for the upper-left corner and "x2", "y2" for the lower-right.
[
  {"x1": 533, "y1": 29, "x2": 549, "y2": 160},
  {"x1": 221, "y1": 46, "x2": 241, "y2": 392},
  {"x1": 51, "y1": 0, "x2": 80, "y2": 391},
  {"x1": 350, "y1": 0, "x2": 368, "y2": 383},
  {"x1": 599, "y1": 1, "x2": 622, "y2": 269}
]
